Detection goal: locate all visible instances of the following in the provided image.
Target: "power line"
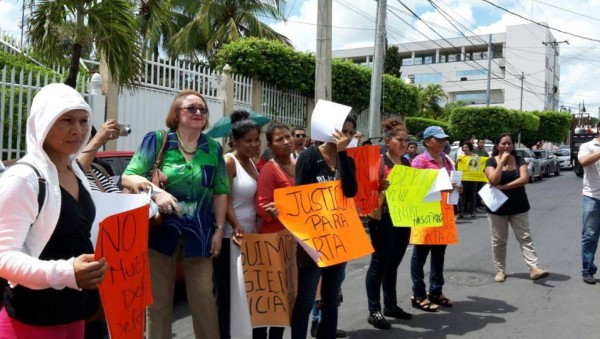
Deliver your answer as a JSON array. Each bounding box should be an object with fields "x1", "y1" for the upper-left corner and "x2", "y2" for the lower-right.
[
  {"x1": 482, "y1": 0, "x2": 600, "y2": 43},
  {"x1": 533, "y1": 0, "x2": 600, "y2": 23},
  {"x1": 392, "y1": 1, "x2": 547, "y2": 98}
]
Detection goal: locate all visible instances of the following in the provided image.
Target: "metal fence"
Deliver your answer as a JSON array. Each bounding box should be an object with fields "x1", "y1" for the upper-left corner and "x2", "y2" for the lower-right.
[
  {"x1": 261, "y1": 82, "x2": 306, "y2": 128},
  {"x1": 1, "y1": 66, "x2": 90, "y2": 160}
]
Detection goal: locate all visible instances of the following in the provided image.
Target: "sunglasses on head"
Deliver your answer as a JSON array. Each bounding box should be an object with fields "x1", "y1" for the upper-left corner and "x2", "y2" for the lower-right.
[
  {"x1": 294, "y1": 133, "x2": 306, "y2": 138},
  {"x1": 181, "y1": 106, "x2": 209, "y2": 115}
]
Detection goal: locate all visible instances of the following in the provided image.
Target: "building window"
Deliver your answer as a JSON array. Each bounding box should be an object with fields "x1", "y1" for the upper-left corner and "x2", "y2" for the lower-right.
[
  {"x1": 413, "y1": 73, "x2": 442, "y2": 84},
  {"x1": 455, "y1": 92, "x2": 487, "y2": 105},
  {"x1": 447, "y1": 54, "x2": 459, "y2": 62},
  {"x1": 456, "y1": 69, "x2": 487, "y2": 79},
  {"x1": 401, "y1": 57, "x2": 413, "y2": 66}
]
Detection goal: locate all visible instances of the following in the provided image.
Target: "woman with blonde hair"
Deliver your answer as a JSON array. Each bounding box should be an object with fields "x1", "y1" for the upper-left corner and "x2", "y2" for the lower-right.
[{"x1": 122, "y1": 89, "x2": 229, "y2": 338}]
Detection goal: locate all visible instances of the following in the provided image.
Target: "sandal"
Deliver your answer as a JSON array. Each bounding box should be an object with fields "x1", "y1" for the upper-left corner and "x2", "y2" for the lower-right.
[
  {"x1": 427, "y1": 293, "x2": 453, "y2": 308},
  {"x1": 411, "y1": 296, "x2": 438, "y2": 312}
]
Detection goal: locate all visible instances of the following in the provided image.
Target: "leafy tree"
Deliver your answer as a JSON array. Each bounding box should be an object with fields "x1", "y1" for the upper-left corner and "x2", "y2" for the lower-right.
[
  {"x1": 417, "y1": 84, "x2": 448, "y2": 119},
  {"x1": 168, "y1": 0, "x2": 290, "y2": 60},
  {"x1": 384, "y1": 46, "x2": 401, "y2": 78},
  {"x1": 520, "y1": 111, "x2": 571, "y2": 146},
  {"x1": 443, "y1": 100, "x2": 467, "y2": 118},
  {"x1": 28, "y1": 0, "x2": 143, "y2": 88}
]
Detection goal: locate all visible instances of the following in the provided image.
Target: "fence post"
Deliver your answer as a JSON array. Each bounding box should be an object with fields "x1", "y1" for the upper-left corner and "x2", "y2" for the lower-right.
[
  {"x1": 219, "y1": 64, "x2": 234, "y2": 117},
  {"x1": 251, "y1": 75, "x2": 262, "y2": 114},
  {"x1": 306, "y1": 97, "x2": 315, "y2": 130},
  {"x1": 100, "y1": 56, "x2": 119, "y2": 151}
]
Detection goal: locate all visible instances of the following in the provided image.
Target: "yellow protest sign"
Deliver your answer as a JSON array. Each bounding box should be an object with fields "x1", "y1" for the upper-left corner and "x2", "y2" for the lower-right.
[
  {"x1": 241, "y1": 231, "x2": 297, "y2": 327},
  {"x1": 385, "y1": 166, "x2": 443, "y2": 227},
  {"x1": 410, "y1": 192, "x2": 458, "y2": 245},
  {"x1": 274, "y1": 180, "x2": 374, "y2": 267},
  {"x1": 456, "y1": 155, "x2": 489, "y2": 182}
]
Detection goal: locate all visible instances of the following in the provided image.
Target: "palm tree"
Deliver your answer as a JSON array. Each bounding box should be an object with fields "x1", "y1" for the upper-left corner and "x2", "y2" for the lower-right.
[
  {"x1": 418, "y1": 84, "x2": 448, "y2": 119},
  {"x1": 28, "y1": 0, "x2": 143, "y2": 88},
  {"x1": 167, "y1": 0, "x2": 291, "y2": 60},
  {"x1": 136, "y1": 0, "x2": 188, "y2": 58}
]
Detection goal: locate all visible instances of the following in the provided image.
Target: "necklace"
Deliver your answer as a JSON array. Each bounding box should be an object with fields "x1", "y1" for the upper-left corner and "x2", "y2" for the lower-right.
[
  {"x1": 319, "y1": 145, "x2": 337, "y2": 172},
  {"x1": 386, "y1": 151, "x2": 402, "y2": 165},
  {"x1": 176, "y1": 131, "x2": 197, "y2": 155}
]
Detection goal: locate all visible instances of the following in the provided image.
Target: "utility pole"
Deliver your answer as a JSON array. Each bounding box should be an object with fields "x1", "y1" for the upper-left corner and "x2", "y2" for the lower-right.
[
  {"x1": 542, "y1": 39, "x2": 568, "y2": 111},
  {"x1": 315, "y1": 0, "x2": 332, "y2": 102},
  {"x1": 486, "y1": 34, "x2": 492, "y2": 106},
  {"x1": 518, "y1": 72, "x2": 525, "y2": 111},
  {"x1": 368, "y1": 0, "x2": 387, "y2": 138}
]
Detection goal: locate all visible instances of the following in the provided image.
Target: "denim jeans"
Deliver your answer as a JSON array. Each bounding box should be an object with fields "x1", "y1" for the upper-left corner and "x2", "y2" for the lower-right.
[
  {"x1": 582, "y1": 195, "x2": 600, "y2": 276},
  {"x1": 291, "y1": 263, "x2": 346, "y2": 339},
  {"x1": 365, "y1": 214, "x2": 411, "y2": 312},
  {"x1": 411, "y1": 245, "x2": 447, "y2": 299}
]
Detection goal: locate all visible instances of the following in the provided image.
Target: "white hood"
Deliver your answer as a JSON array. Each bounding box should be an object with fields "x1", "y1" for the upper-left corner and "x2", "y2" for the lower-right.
[{"x1": 26, "y1": 83, "x2": 92, "y2": 159}]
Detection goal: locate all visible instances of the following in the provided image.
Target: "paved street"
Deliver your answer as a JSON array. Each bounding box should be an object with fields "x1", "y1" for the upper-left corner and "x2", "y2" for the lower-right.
[{"x1": 173, "y1": 170, "x2": 596, "y2": 338}]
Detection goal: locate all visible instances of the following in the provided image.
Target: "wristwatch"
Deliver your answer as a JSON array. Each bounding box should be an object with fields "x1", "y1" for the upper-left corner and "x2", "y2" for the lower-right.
[{"x1": 215, "y1": 224, "x2": 224, "y2": 230}]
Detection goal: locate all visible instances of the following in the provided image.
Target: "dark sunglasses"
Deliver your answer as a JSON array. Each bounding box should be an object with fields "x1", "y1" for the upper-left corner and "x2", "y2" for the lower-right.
[
  {"x1": 294, "y1": 133, "x2": 306, "y2": 138},
  {"x1": 181, "y1": 106, "x2": 209, "y2": 115}
]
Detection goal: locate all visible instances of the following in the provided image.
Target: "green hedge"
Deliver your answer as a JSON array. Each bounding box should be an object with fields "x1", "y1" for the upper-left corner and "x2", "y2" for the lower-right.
[
  {"x1": 405, "y1": 117, "x2": 449, "y2": 138},
  {"x1": 215, "y1": 38, "x2": 419, "y2": 119},
  {"x1": 520, "y1": 111, "x2": 572, "y2": 145},
  {"x1": 0, "y1": 50, "x2": 58, "y2": 82}
]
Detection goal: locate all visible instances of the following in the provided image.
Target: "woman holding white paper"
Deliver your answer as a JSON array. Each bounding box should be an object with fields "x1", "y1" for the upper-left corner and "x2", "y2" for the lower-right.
[
  {"x1": 484, "y1": 133, "x2": 549, "y2": 283},
  {"x1": 290, "y1": 116, "x2": 357, "y2": 339}
]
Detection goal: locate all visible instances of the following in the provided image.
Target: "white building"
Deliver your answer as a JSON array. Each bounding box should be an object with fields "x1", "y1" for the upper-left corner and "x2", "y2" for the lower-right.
[{"x1": 332, "y1": 23, "x2": 560, "y2": 112}]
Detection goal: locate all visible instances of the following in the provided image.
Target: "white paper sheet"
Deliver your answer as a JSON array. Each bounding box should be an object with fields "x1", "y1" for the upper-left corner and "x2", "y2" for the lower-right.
[
  {"x1": 90, "y1": 191, "x2": 150, "y2": 249},
  {"x1": 423, "y1": 169, "x2": 454, "y2": 202},
  {"x1": 447, "y1": 171, "x2": 463, "y2": 205},
  {"x1": 347, "y1": 137, "x2": 359, "y2": 148},
  {"x1": 310, "y1": 100, "x2": 352, "y2": 142},
  {"x1": 477, "y1": 184, "x2": 508, "y2": 212},
  {"x1": 230, "y1": 241, "x2": 253, "y2": 336}
]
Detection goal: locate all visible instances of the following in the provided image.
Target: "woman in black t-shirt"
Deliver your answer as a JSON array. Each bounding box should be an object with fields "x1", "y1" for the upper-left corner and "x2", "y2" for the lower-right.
[
  {"x1": 484, "y1": 133, "x2": 549, "y2": 283},
  {"x1": 290, "y1": 116, "x2": 357, "y2": 339}
]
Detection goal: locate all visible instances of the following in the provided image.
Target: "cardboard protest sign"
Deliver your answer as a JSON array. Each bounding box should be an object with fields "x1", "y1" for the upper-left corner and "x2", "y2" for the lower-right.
[
  {"x1": 410, "y1": 192, "x2": 458, "y2": 245},
  {"x1": 94, "y1": 204, "x2": 152, "y2": 339},
  {"x1": 310, "y1": 100, "x2": 352, "y2": 142},
  {"x1": 385, "y1": 166, "x2": 444, "y2": 227},
  {"x1": 240, "y1": 231, "x2": 297, "y2": 327},
  {"x1": 347, "y1": 145, "x2": 381, "y2": 215},
  {"x1": 456, "y1": 155, "x2": 489, "y2": 182},
  {"x1": 275, "y1": 180, "x2": 374, "y2": 267}
]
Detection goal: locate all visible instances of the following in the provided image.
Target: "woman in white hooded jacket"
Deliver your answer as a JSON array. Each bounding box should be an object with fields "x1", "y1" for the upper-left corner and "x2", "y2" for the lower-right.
[{"x1": 0, "y1": 83, "x2": 107, "y2": 338}]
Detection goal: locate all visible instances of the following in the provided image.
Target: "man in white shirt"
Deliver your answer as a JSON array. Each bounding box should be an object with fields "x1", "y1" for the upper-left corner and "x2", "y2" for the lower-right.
[{"x1": 578, "y1": 126, "x2": 600, "y2": 284}]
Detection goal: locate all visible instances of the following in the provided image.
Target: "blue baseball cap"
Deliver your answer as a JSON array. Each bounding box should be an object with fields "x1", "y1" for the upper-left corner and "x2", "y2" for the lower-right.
[{"x1": 423, "y1": 126, "x2": 449, "y2": 139}]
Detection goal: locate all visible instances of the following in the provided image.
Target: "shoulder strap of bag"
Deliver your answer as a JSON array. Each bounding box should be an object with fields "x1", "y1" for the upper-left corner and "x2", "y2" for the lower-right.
[
  {"x1": 16, "y1": 162, "x2": 46, "y2": 218},
  {"x1": 153, "y1": 130, "x2": 168, "y2": 170}
]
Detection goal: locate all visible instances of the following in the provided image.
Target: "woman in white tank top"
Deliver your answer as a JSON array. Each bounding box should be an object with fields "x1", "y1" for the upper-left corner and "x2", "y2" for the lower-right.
[{"x1": 214, "y1": 110, "x2": 261, "y2": 339}]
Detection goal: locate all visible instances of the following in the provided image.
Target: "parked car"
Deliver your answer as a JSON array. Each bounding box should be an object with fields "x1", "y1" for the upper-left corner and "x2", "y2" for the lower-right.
[
  {"x1": 95, "y1": 150, "x2": 135, "y2": 188},
  {"x1": 553, "y1": 149, "x2": 572, "y2": 169},
  {"x1": 515, "y1": 148, "x2": 543, "y2": 183},
  {"x1": 533, "y1": 149, "x2": 560, "y2": 177}
]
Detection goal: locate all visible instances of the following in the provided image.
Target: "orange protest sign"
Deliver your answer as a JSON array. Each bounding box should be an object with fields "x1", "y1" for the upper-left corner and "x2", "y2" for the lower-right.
[
  {"x1": 95, "y1": 204, "x2": 152, "y2": 339},
  {"x1": 409, "y1": 192, "x2": 458, "y2": 245},
  {"x1": 274, "y1": 180, "x2": 374, "y2": 267},
  {"x1": 347, "y1": 145, "x2": 381, "y2": 215},
  {"x1": 241, "y1": 230, "x2": 297, "y2": 327}
]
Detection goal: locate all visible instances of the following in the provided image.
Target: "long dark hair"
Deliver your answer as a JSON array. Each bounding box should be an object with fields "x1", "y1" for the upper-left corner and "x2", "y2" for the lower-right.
[{"x1": 491, "y1": 132, "x2": 517, "y2": 156}]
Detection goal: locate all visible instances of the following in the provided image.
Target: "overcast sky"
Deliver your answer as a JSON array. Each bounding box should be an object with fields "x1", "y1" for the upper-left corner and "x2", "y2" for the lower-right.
[{"x1": 2, "y1": 0, "x2": 599, "y2": 113}]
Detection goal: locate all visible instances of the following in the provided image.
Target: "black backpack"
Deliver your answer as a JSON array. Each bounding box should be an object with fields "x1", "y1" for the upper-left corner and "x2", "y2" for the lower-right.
[{"x1": 0, "y1": 162, "x2": 47, "y2": 309}]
